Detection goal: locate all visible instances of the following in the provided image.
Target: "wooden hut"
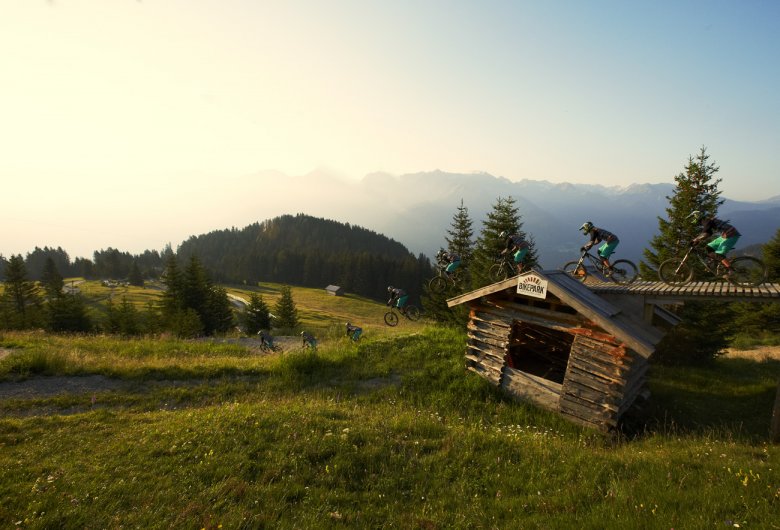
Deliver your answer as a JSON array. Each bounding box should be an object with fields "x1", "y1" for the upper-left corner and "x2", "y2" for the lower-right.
[
  {"x1": 447, "y1": 270, "x2": 667, "y2": 432},
  {"x1": 325, "y1": 285, "x2": 345, "y2": 296}
]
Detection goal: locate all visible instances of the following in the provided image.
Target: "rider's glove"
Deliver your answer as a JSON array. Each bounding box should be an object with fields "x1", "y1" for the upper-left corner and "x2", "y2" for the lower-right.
[{"x1": 580, "y1": 247, "x2": 586, "y2": 252}]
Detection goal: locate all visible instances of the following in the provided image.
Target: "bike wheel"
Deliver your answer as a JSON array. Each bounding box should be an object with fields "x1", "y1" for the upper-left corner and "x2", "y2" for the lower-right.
[
  {"x1": 727, "y1": 256, "x2": 767, "y2": 288},
  {"x1": 658, "y1": 258, "x2": 693, "y2": 286},
  {"x1": 489, "y1": 263, "x2": 508, "y2": 282},
  {"x1": 429, "y1": 276, "x2": 448, "y2": 294},
  {"x1": 563, "y1": 261, "x2": 588, "y2": 282},
  {"x1": 405, "y1": 305, "x2": 421, "y2": 321},
  {"x1": 610, "y1": 259, "x2": 638, "y2": 285},
  {"x1": 384, "y1": 311, "x2": 399, "y2": 327}
]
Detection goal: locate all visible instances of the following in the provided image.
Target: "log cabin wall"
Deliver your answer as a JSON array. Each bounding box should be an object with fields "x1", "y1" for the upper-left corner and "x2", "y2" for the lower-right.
[
  {"x1": 558, "y1": 334, "x2": 646, "y2": 431},
  {"x1": 465, "y1": 307, "x2": 512, "y2": 386}
]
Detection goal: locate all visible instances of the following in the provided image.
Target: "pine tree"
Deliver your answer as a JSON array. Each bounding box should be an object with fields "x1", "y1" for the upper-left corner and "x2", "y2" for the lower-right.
[
  {"x1": 128, "y1": 261, "x2": 144, "y2": 287},
  {"x1": 0, "y1": 255, "x2": 42, "y2": 329},
  {"x1": 47, "y1": 293, "x2": 92, "y2": 333},
  {"x1": 41, "y1": 257, "x2": 64, "y2": 299},
  {"x1": 445, "y1": 199, "x2": 474, "y2": 265},
  {"x1": 470, "y1": 196, "x2": 538, "y2": 287},
  {"x1": 273, "y1": 285, "x2": 298, "y2": 330},
  {"x1": 644, "y1": 148, "x2": 731, "y2": 363},
  {"x1": 243, "y1": 293, "x2": 271, "y2": 334},
  {"x1": 640, "y1": 146, "x2": 723, "y2": 277}
]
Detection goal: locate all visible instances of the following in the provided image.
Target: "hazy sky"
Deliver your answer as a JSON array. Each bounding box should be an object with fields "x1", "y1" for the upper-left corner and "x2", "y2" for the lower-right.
[{"x1": 2, "y1": 1, "x2": 779, "y2": 259}]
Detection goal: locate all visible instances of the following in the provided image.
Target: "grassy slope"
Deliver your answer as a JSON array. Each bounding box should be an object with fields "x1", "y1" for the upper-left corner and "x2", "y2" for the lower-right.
[
  {"x1": 63, "y1": 279, "x2": 420, "y2": 338},
  {"x1": 1, "y1": 326, "x2": 779, "y2": 529}
]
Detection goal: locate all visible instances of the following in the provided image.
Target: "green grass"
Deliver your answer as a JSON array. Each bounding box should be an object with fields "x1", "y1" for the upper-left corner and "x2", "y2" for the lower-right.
[{"x1": 1, "y1": 328, "x2": 779, "y2": 528}]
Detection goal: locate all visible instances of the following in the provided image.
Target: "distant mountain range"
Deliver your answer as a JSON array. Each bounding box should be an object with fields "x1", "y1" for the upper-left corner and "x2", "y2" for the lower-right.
[{"x1": 234, "y1": 170, "x2": 779, "y2": 267}]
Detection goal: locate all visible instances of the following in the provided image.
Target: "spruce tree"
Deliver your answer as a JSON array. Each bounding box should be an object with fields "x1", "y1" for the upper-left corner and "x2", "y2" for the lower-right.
[
  {"x1": 445, "y1": 199, "x2": 474, "y2": 265},
  {"x1": 640, "y1": 146, "x2": 723, "y2": 277},
  {"x1": 243, "y1": 293, "x2": 271, "y2": 334},
  {"x1": 273, "y1": 285, "x2": 298, "y2": 330},
  {"x1": 645, "y1": 148, "x2": 731, "y2": 363},
  {"x1": 470, "y1": 196, "x2": 537, "y2": 287},
  {"x1": 0, "y1": 255, "x2": 42, "y2": 329},
  {"x1": 128, "y1": 261, "x2": 144, "y2": 287},
  {"x1": 41, "y1": 257, "x2": 64, "y2": 299},
  {"x1": 47, "y1": 293, "x2": 92, "y2": 333}
]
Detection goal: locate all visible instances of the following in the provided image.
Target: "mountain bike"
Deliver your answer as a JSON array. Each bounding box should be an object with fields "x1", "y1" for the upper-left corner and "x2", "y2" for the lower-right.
[
  {"x1": 384, "y1": 304, "x2": 421, "y2": 326},
  {"x1": 489, "y1": 255, "x2": 522, "y2": 282},
  {"x1": 562, "y1": 249, "x2": 638, "y2": 285},
  {"x1": 428, "y1": 263, "x2": 470, "y2": 294},
  {"x1": 658, "y1": 240, "x2": 767, "y2": 287}
]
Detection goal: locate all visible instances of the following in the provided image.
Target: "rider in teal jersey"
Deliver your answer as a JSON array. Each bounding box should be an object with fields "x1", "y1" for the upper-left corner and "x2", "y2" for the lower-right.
[{"x1": 580, "y1": 222, "x2": 619, "y2": 273}]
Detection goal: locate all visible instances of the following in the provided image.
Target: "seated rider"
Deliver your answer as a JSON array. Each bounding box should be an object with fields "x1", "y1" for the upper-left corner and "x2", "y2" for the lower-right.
[
  {"x1": 500, "y1": 231, "x2": 530, "y2": 274},
  {"x1": 257, "y1": 329, "x2": 274, "y2": 349},
  {"x1": 345, "y1": 322, "x2": 362, "y2": 341},
  {"x1": 387, "y1": 286, "x2": 409, "y2": 313},
  {"x1": 688, "y1": 210, "x2": 741, "y2": 270},
  {"x1": 436, "y1": 248, "x2": 462, "y2": 278},
  {"x1": 580, "y1": 222, "x2": 619, "y2": 273},
  {"x1": 300, "y1": 330, "x2": 317, "y2": 349}
]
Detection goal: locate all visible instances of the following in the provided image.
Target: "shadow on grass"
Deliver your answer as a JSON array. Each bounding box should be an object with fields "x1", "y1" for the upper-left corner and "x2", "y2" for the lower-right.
[{"x1": 621, "y1": 357, "x2": 780, "y2": 442}]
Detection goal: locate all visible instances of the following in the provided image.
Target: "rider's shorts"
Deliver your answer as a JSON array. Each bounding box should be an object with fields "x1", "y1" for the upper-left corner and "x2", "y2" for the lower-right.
[
  {"x1": 513, "y1": 248, "x2": 528, "y2": 263},
  {"x1": 396, "y1": 295, "x2": 409, "y2": 308},
  {"x1": 598, "y1": 240, "x2": 619, "y2": 258},
  {"x1": 445, "y1": 260, "x2": 461, "y2": 273},
  {"x1": 707, "y1": 235, "x2": 740, "y2": 256}
]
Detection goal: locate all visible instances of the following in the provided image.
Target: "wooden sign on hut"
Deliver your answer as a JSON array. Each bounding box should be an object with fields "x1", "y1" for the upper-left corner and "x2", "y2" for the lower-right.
[{"x1": 447, "y1": 270, "x2": 668, "y2": 432}]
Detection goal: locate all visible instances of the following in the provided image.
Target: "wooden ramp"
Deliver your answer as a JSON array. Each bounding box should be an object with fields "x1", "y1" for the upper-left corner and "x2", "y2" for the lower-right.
[{"x1": 587, "y1": 280, "x2": 780, "y2": 303}]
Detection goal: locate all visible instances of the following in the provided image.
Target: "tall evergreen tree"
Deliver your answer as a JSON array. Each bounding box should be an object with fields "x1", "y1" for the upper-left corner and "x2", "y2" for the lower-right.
[
  {"x1": 243, "y1": 293, "x2": 271, "y2": 334},
  {"x1": 644, "y1": 148, "x2": 731, "y2": 363},
  {"x1": 128, "y1": 261, "x2": 144, "y2": 287},
  {"x1": 445, "y1": 199, "x2": 474, "y2": 265},
  {"x1": 470, "y1": 196, "x2": 538, "y2": 287},
  {"x1": 41, "y1": 257, "x2": 64, "y2": 299},
  {"x1": 273, "y1": 285, "x2": 299, "y2": 330},
  {"x1": 0, "y1": 255, "x2": 42, "y2": 329},
  {"x1": 640, "y1": 146, "x2": 723, "y2": 277},
  {"x1": 47, "y1": 293, "x2": 92, "y2": 333}
]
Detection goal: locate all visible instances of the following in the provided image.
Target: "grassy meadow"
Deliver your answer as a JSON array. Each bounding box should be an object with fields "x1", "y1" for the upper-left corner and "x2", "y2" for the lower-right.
[{"x1": 1, "y1": 321, "x2": 780, "y2": 529}]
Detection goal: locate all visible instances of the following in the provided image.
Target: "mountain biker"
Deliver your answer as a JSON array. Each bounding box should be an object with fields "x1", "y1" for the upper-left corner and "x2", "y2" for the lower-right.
[
  {"x1": 346, "y1": 322, "x2": 362, "y2": 341},
  {"x1": 257, "y1": 329, "x2": 275, "y2": 350},
  {"x1": 500, "y1": 231, "x2": 530, "y2": 274},
  {"x1": 580, "y1": 222, "x2": 619, "y2": 274},
  {"x1": 301, "y1": 330, "x2": 317, "y2": 349},
  {"x1": 387, "y1": 286, "x2": 409, "y2": 313},
  {"x1": 688, "y1": 210, "x2": 741, "y2": 270},
  {"x1": 436, "y1": 248, "x2": 462, "y2": 278}
]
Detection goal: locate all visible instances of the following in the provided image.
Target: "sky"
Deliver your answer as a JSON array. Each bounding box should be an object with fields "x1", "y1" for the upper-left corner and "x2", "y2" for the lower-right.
[{"x1": 1, "y1": 0, "x2": 779, "y2": 259}]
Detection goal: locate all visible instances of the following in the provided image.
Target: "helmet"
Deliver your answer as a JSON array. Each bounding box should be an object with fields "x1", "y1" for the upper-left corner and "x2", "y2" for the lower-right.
[
  {"x1": 499, "y1": 231, "x2": 507, "y2": 239},
  {"x1": 345, "y1": 321, "x2": 350, "y2": 327},
  {"x1": 436, "y1": 248, "x2": 445, "y2": 259},
  {"x1": 387, "y1": 286, "x2": 394, "y2": 293},
  {"x1": 687, "y1": 210, "x2": 702, "y2": 223},
  {"x1": 580, "y1": 221, "x2": 593, "y2": 234},
  {"x1": 300, "y1": 331, "x2": 305, "y2": 335}
]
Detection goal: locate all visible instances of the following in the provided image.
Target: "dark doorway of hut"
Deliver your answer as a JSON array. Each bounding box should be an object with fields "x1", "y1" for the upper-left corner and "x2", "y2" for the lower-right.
[{"x1": 507, "y1": 321, "x2": 574, "y2": 385}]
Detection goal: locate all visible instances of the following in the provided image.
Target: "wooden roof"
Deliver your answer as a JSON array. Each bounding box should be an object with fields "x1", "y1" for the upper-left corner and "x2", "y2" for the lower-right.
[{"x1": 447, "y1": 270, "x2": 663, "y2": 358}]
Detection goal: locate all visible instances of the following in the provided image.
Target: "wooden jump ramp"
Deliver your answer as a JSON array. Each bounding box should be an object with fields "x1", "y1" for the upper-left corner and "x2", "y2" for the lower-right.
[{"x1": 447, "y1": 270, "x2": 780, "y2": 432}]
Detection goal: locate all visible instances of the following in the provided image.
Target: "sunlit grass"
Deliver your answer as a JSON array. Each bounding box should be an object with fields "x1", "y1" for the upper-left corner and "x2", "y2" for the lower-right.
[{"x1": 1, "y1": 328, "x2": 779, "y2": 528}]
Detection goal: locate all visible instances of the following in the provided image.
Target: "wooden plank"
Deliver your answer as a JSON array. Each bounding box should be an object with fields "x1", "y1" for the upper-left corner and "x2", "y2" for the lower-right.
[
  {"x1": 491, "y1": 299, "x2": 589, "y2": 328},
  {"x1": 561, "y1": 381, "x2": 621, "y2": 412},
  {"x1": 467, "y1": 331, "x2": 508, "y2": 350},
  {"x1": 558, "y1": 395, "x2": 617, "y2": 428},
  {"x1": 472, "y1": 310, "x2": 513, "y2": 329},
  {"x1": 502, "y1": 368, "x2": 561, "y2": 412},
  {"x1": 466, "y1": 365, "x2": 502, "y2": 386},
  {"x1": 467, "y1": 321, "x2": 511, "y2": 342},
  {"x1": 465, "y1": 351, "x2": 505, "y2": 373}
]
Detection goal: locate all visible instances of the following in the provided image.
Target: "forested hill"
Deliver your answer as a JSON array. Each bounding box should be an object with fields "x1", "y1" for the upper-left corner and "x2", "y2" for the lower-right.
[{"x1": 176, "y1": 214, "x2": 433, "y2": 301}]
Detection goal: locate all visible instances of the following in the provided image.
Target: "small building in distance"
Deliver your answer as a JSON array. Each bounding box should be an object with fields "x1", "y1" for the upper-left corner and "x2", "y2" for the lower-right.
[{"x1": 325, "y1": 285, "x2": 345, "y2": 296}]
